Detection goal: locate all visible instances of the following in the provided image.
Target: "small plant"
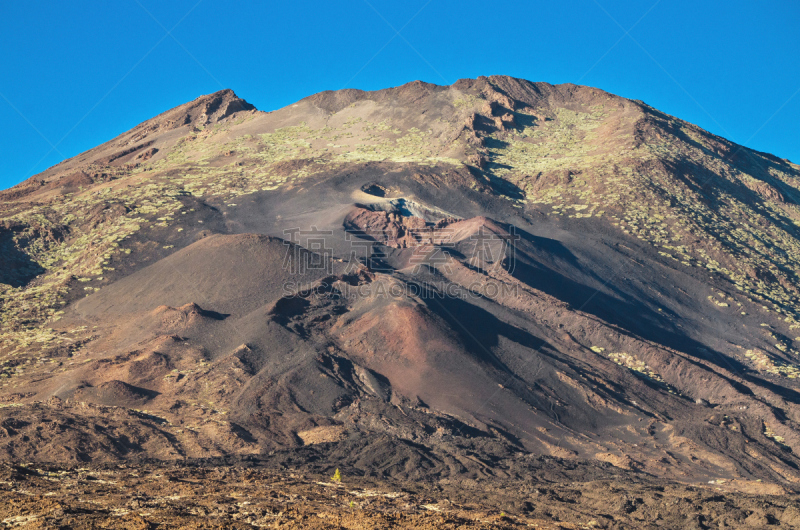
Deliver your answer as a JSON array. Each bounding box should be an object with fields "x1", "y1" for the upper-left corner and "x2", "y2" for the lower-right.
[{"x1": 332, "y1": 468, "x2": 342, "y2": 483}]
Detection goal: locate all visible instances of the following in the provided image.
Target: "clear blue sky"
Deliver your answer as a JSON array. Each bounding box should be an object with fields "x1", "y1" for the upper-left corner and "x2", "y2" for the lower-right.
[{"x1": 1, "y1": 0, "x2": 799, "y2": 190}]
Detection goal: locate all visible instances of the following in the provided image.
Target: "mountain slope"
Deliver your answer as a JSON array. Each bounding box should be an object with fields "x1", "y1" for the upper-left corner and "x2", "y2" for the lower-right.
[{"x1": 1, "y1": 76, "x2": 800, "y2": 489}]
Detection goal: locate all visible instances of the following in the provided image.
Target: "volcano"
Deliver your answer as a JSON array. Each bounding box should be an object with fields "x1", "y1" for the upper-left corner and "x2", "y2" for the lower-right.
[{"x1": 2, "y1": 76, "x2": 800, "y2": 526}]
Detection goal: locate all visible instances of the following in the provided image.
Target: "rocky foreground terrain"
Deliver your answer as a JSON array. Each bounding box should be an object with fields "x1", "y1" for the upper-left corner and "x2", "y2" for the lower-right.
[
  {"x1": 2, "y1": 75, "x2": 800, "y2": 527},
  {"x1": 3, "y1": 460, "x2": 800, "y2": 529}
]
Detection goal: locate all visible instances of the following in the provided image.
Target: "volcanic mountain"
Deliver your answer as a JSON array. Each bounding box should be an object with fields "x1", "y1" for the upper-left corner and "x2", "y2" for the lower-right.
[{"x1": 2, "y1": 76, "x2": 800, "y2": 501}]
